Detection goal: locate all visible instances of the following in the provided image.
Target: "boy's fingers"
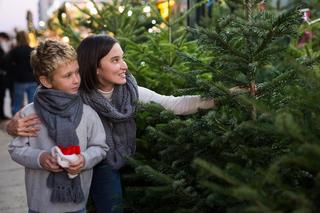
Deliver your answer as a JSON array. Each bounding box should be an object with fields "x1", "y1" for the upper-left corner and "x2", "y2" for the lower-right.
[
  {"x1": 40, "y1": 153, "x2": 63, "y2": 172},
  {"x1": 68, "y1": 155, "x2": 85, "y2": 173},
  {"x1": 69, "y1": 162, "x2": 84, "y2": 171},
  {"x1": 46, "y1": 160, "x2": 63, "y2": 172},
  {"x1": 66, "y1": 168, "x2": 78, "y2": 175},
  {"x1": 51, "y1": 168, "x2": 64, "y2": 172}
]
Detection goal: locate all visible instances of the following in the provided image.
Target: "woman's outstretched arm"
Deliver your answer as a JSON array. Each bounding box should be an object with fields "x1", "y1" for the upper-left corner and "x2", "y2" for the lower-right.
[{"x1": 138, "y1": 86, "x2": 214, "y2": 115}]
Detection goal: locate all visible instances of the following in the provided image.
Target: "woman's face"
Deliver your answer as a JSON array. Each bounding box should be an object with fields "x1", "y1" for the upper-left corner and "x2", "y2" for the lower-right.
[{"x1": 97, "y1": 43, "x2": 128, "y2": 91}]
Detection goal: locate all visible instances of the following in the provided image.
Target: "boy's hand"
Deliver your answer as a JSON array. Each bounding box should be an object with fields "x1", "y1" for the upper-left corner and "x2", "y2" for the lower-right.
[
  {"x1": 66, "y1": 154, "x2": 85, "y2": 175},
  {"x1": 6, "y1": 112, "x2": 41, "y2": 137},
  {"x1": 40, "y1": 152, "x2": 63, "y2": 172}
]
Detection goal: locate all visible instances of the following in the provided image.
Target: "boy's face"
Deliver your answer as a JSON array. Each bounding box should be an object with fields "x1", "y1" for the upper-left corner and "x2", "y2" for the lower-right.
[{"x1": 42, "y1": 60, "x2": 80, "y2": 94}]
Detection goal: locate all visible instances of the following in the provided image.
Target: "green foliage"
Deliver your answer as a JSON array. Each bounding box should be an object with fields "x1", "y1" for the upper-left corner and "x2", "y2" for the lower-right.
[
  {"x1": 125, "y1": 2, "x2": 320, "y2": 213},
  {"x1": 54, "y1": 0, "x2": 161, "y2": 47},
  {"x1": 121, "y1": 28, "x2": 207, "y2": 95},
  {"x1": 74, "y1": 0, "x2": 154, "y2": 40}
]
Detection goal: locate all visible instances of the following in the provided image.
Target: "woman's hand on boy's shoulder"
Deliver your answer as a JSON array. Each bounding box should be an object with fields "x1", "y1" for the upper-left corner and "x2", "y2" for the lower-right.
[{"x1": 6, "y1": 112, "x2": 41, "y2": 137}]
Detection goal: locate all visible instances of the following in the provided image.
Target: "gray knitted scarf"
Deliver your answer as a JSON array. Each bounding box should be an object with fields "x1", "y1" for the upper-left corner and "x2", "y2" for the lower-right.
[
  {"x1": 34, "y1": 86, "x2": 85, "y2": 203},
  {"x1": 80, "y1": 73, "x2": 138, "y2": 169}
]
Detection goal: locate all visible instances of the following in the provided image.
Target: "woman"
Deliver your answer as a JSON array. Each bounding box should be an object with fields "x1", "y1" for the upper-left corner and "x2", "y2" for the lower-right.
[{"x1": 7, "y1": 35, "x2": 214, "y2": 213}]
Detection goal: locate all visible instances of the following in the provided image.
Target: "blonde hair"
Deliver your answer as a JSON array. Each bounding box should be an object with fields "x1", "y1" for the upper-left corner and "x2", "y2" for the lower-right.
[{"x1": 30, "y1": 39, "x2": 77, "y2": 80}]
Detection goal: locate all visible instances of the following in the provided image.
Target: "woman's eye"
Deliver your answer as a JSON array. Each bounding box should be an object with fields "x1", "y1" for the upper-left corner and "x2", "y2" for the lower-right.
[{"x1": 112, "y1": 57, "x2": 120, "y2": 63}]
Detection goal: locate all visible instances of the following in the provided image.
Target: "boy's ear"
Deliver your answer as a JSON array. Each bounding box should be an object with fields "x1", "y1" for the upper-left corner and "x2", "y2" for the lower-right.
[{"x1": 39, "y1": 76, "x2": 53, "y2": 89}]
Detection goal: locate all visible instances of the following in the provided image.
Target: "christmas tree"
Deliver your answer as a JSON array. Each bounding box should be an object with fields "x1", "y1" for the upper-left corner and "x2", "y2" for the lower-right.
[{"x1": 126, "y1": 1, "x2": 320, "y2": 212}]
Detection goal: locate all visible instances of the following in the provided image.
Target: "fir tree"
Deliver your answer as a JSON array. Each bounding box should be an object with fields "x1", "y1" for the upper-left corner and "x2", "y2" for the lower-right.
[{"x1": 126, "y1": 1, "x2": 320, "y2": 212}]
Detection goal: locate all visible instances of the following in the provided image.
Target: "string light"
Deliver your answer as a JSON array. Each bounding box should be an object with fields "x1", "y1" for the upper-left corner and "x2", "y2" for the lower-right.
[
  {"x1": 118, "y1": 6, "x2": 125, "y2": 13},
  {"x1": 86, "y1": 1, "x2": 97, "y2": 15},
  {"x1": 65, "y1": 2, "x2": 72, "y2": 9},
  {"x1": 39, "y1": 21, "x2": 46, "y2": 27},
  {"x1": 62, "y1": 36, "x2": 70, "y2": 43},
  {"x1": 143, "y1": 6, "x2": 151, "y2": 13}
]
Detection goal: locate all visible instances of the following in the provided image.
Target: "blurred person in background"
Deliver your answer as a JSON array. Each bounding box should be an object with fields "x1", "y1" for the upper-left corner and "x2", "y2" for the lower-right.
[
  {"x1": 0, "y1": 32, "x2": 11, "y2": 120},
  {"x1": 6, "y1": 30, "x2": 38, "y2": 115}
]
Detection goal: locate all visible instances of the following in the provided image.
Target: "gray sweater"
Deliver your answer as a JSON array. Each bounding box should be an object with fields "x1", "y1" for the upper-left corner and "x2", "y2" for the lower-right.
[{"x1": 8, "y1": 103, "x2": 108, "y2": 213}]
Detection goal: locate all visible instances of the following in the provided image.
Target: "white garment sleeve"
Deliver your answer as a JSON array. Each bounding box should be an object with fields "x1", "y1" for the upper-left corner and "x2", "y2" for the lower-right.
[{"x1": 138, "y1": 86, "x2": 215, "y2": 115}]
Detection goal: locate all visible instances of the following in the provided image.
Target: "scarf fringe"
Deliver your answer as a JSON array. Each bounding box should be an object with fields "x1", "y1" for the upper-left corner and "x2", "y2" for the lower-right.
[{"x1": 50, "y1": 185, "x2": 84, "y2": 203}]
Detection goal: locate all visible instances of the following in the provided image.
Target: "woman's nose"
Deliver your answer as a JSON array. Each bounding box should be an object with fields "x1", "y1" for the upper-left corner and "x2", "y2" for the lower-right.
[{"x1": 121, "y1": 60, "x2": 128, "y2": 70}]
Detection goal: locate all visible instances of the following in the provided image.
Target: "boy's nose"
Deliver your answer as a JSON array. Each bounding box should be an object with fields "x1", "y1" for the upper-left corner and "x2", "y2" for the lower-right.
[{"x1": 73, "y1": 74, "x2": 80, "y2": 84}]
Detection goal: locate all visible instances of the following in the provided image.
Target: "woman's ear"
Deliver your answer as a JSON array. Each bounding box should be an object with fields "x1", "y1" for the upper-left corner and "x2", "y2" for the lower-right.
[{"x1": 39, "y1": 76, "x2": 53, "y2": 89}]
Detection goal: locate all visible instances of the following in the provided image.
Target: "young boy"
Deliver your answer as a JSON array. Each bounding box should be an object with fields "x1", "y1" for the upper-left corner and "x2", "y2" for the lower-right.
[{"x1": 8, "y1": 40, "x2": 108, "y2": 213}]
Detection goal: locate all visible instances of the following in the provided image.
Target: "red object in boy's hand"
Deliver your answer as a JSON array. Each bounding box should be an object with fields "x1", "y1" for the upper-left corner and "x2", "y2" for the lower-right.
[{"x1": 58, "y1": 145, "x2": 81, "y2": 155}]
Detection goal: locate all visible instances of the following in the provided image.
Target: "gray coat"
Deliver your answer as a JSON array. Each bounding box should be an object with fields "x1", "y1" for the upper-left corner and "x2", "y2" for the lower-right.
[{"x1": 8, "y1": 103, "x2": 108, "y2": 213}]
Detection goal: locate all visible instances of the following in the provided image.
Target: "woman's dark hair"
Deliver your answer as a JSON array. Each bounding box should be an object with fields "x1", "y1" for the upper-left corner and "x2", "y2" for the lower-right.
[{"x1": 77, "y1": 34, "x2": 118, "y2": 93}]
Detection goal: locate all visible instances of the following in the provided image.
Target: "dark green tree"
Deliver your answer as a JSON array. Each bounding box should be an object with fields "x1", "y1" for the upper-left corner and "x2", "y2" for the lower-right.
[{"x1": 125, "y1": 1, "x2": 320, "y2": 212}]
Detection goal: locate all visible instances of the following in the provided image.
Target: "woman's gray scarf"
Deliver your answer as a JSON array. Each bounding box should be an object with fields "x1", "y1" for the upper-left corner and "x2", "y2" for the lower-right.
[
  {"x1": 80, "y1": 73, "x2": 138, "y2": 169},
  {"x1": 34, "y1": 86, "x2": 85, "y2": 203}
]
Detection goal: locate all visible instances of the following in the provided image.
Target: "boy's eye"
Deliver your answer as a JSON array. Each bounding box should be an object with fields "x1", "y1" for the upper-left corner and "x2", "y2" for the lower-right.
[{"x1": 64, "y1": 73, "x2": 72, "y2": 78}]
